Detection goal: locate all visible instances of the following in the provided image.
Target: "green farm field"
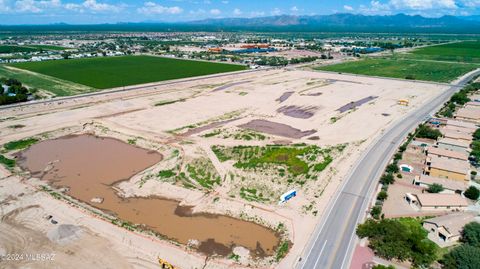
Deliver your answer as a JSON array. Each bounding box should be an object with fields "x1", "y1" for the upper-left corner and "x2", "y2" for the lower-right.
[
  {"x1": 407, "y1": 41, "x2": 480, "y2": 63},
  {"x1": 0, "y1": 65, "x2": 94, "y2": 96},
  {"x1": 10, "y1": 55, "x2": 247, "y2": 89},
  {"x1": 317, "y1": 58, "x2": 478, "y2": 83}
]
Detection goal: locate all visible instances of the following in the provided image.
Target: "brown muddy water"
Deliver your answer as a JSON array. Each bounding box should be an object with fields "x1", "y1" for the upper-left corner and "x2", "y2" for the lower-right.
[{"x1": 16, "y1": 134, "x2": 280, "y2": 257}]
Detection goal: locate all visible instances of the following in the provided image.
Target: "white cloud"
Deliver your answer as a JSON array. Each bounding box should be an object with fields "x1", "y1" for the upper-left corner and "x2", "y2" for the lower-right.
[
  {"x1": 221, "y1": 0, "x2": 228, "y2": 4},
  {"x1": 290, "y1": 6, "x2": 299, "y2": 12},
  {"x1": 249, "y1": 10, "x2": 265, "y2": 17},
  {"x1": 344, "y1": 5, "x2": 354, "y2": 11},
  {"x1": 209, "y1": 8, "x2": 220, "y2": 15},
  {"x1": 83, "y1": 0, "x2": 119, "y2": 12},
  {"x1": 64, "y1": 0, "x2": 123, "y2": 13},
  {"x1": 14, "y1": 0, "x2": 61, "y2": 13},
  {"x1": 189, "y1": 8, "x2": 205, "y2": 15},
  {"x1": 137, "y1": 2, "x2": 183, "y2": 15},
  {"x1": 0, "y1": 0, "x2": 11, "y2": 12},
  {"x1": 270, "y1": 7, "x2": 281, "y2": 15},
  {"x1": 389, "y1": 0, "x2": 457, "y2": 10},
  {"x1": 462, "y1": 0, "x2": 480, "y2": 7},
  {"x1": 233, "y1": 8, "x2": 241, "y2": 15}
]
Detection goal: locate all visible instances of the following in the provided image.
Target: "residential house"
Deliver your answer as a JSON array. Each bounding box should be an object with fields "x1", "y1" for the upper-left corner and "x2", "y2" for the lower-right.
[
  {"x1": 454, "y1": 107, "x2": 480, "y2": 124},
  {"x1": 446, "y1": 119, "x2": 477, "y2": 130},
  {"x1": 413, "y1": 174, "x2": 468, "y2": 194},
  {"x1": 442, "y1": 125, "x2": 475, "y2": 135},
  {"x1": 424, "y1": 156, "x2": 470, "y2": 182},
  {"x1": 411, "y1": 138, "x2": 436, "y2": 148},
  {"x1": 426, "y1": 146, "x2": 469, "y2": 162},
  {"x1": 441, "y1": 129, "x2": 472, "y2": 143},
  {"x1": 423, "y1": 213, "x2": 476, "y2": 247},
  {"x1": 405, "y1": 193, "x2": 469, "y2": 211},
  {"x1": 437, "y1": 138, "x2": 470, "y2": 154}
]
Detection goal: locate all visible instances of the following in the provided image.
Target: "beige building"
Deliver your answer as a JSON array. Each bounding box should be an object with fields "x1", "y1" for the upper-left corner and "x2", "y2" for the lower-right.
[
  {"x1": 405, "y1": 193, "x2": 469, "y2": 212},
  {"x1": 425, "y1": 156, "x2": 470, "y2": 181},
  {"x1": 446, "y1": 119, "x2": 477, "y2": 130},
  {"x1": 426, "y1": 146, "x2": 469, "y2": 162},
  {"x1": 440, "y1": 129, "x2": 472, "y2": 143},
  {"x1": 436, "y1": 138, "x2": 470, "y2": 154},
  {"x1": 455, "y1": 107, "x2": 480, "y2": 124},
  {"x1": 413, "y1": 175, "x2": 468, "y2": 194},
  {"x1": 423, "y1": 213, "x2": 476, "y2": 247}
]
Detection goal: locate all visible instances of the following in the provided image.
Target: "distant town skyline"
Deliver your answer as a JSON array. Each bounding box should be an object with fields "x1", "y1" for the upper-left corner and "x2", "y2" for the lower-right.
[{"x1": 1, "y1": 0, "x2": 480, "y2": 25}]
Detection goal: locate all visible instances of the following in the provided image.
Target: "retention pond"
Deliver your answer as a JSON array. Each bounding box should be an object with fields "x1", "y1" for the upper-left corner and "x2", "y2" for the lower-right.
[{"x1": 16, "y1": 134, "x2": 280, "y2": 257}]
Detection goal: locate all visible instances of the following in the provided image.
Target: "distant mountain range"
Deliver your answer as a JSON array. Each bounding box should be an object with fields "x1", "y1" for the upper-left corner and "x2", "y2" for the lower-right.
[
  {"x1": 3, "y1": 13, "x2": 480, "y2": 33},
  {"x1": 186, "y1": 13, "x2": 480, "y2": 33}
]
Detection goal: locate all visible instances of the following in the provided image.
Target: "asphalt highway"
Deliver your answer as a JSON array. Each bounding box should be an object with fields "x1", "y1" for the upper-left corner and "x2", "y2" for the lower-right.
[{"x1": 299, "y1": 69, "x2": 480, "y2": 269}]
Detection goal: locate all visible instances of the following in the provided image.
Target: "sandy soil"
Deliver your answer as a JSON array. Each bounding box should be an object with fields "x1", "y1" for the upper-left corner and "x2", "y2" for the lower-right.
[{"x1": 0, "y1": 68, "x2": 448, "y2": 268}]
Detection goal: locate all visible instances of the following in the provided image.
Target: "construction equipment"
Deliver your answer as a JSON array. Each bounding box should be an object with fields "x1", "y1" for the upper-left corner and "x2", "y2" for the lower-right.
[{"x1": 158, "y1": 258, "x2": 178, "y2": 269}]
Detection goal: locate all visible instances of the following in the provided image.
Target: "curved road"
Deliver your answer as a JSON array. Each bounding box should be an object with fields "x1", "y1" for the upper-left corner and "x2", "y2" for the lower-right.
[{"x1": 298, "y1": 69, "x2": 480, "y2": 269}]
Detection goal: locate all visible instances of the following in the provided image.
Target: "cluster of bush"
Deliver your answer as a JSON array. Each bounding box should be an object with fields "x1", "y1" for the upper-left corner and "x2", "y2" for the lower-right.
[
  {"x1": 415, "y1": 124, "x2": 442, "y2": 140},
  {"x1": 288, "y1": 56, "x2": 319, "y2": 64},
  {"x1": 471, "y1": 128, "x2": 480, "y2": 167},
  {"x1": 358, "y1": 219, "x2": 480, "y2": 269},
  {"x1": 0, "y1": 78, "x2": 36, "y2": 105},
  {"x1": 357, "y1": 218, "x2": 438, "y2": 268}
]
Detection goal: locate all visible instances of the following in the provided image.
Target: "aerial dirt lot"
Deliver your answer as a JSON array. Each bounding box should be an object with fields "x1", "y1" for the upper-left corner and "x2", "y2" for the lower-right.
[{"x1": 0, "y1": 68, "x2": 448, "y2": 269}]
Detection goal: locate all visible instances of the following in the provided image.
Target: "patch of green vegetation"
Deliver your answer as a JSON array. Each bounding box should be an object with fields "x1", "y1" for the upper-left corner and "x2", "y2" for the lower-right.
[
  {"x1": 0, "y1": 45, "x2": 66, "y2": 53},
  {"x1": 211, "y1": 145, "x2": 231, "y2": 162},
  {"x1": 212, "y1": 144, "x2": 343, "y2": 177},
  {"x1": 186, "y1": 161, "x2": 221, "y2": 189},
  {"x1": 313, "y1": 155, "x2": 333, "y2": 172},
  {"x1": 7, "y1": 124, "x2": 25, "y2": 129},
  {"x1": 416, "y1": 124, "x2": 442, "y2": 140},
  {"x1": 317, "y1": 57, "x2": 478, "y2": 82},
  {"x1": 127, "y1": 138, "x2": 137, "y2": 145},
  {"x1": 238, "y1": 91, "x2": 248, "y2": 96},
  {"x1": 234, "y1": 146, "x2": 310, "y2": 176},
  {"x1": 158, "y1": 169, "x2": 176, "y2": 179},
  {"x1": 0, "y1": 45, "x2": 38, "y2": 53},
  {"x1": 275, "y1": 241, "x2": 289, "y2": 262},
  {"x1": 28, "y1": 45, "x2": 66, "y2": 51},
  {"x1": 228, "y1": 253, "x2": 240, "y2": 262},
  {"x1": 204, "y1": 128, "x2": 267, "y2": 141},
  {"x1": 239, "y1": 187, "x2": 268, "y2": 202},
  {"x1": 10, "y1": 55, "x2": 246, "y2": 89},
  {"x1": 3, "y1": 138, "x2": 38, "y2": 151},
  {"x1": 202, "y1": 129, "x2": 223, "y2": 138},
  {"x1": 233, "y1": 130, "x2": 266, "y2": 141},
  {"x1": 0, "y1": 154, "x2": 15, "y2": 169}
]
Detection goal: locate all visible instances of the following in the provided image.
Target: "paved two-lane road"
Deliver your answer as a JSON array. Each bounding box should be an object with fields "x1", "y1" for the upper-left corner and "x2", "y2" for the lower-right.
[{"x1": 299, "y1": 70, "x2": 480, "y2": 269}]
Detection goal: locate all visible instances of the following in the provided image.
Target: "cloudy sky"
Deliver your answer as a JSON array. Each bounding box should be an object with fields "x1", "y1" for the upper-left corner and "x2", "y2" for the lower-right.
[{"x1": 1, "y1": 0, "x2": 480, "y2": 24}]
